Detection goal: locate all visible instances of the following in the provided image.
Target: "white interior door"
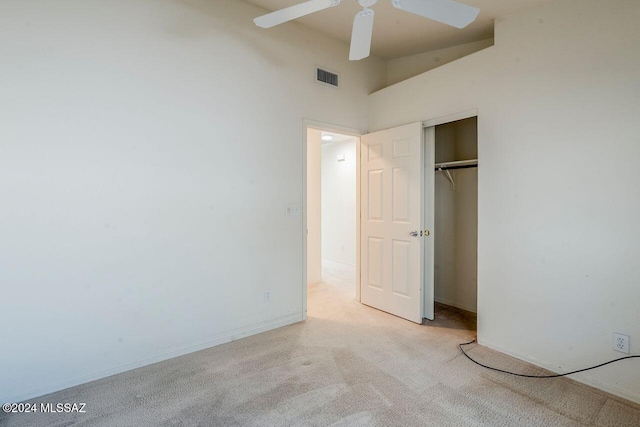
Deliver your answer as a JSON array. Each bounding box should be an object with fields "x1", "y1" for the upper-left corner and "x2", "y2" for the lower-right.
[{"x1": 360, "y1": 122, "x2": 425, "y2": 323}]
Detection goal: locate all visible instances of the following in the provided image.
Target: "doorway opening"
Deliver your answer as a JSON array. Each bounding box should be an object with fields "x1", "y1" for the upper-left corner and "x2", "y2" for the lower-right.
[
  {"x1": 431, "y1": 116, "x2": 478, "y2": 330},
  {"x1": 306, "y1": 127, "x2": 360, "y2": 313}
]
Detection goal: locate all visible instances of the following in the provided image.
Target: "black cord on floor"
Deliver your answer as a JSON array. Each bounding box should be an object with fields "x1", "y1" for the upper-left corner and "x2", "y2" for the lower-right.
[{"x1": 459, "y1": 340, "x2": 640, "y2": 378}]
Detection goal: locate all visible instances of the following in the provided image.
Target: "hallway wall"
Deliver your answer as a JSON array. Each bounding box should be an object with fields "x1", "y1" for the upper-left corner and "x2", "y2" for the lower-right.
[{"x1": 321, "y1": 138, "x2": 357, "y2": 266}]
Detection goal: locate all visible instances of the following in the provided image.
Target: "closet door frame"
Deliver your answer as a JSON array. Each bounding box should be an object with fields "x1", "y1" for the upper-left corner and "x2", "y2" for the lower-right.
[
  {"x1": 421, "y1": 108, "x2": 479, "y2": 321},
  {"x1": 422, "y1": 109, "x2": 478, "y2": 128}
]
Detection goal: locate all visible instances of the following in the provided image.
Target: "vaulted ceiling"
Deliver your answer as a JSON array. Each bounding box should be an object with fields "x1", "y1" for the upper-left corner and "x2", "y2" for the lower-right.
[{"x1": 245, "y1": 0, "x2": 557, "y2": 59}]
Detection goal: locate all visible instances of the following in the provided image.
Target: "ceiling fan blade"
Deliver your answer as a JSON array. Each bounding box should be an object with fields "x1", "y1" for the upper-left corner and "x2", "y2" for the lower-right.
[
  {"x1": 254, "y1": 0, "x2": 341, "y2": 28},
  {"x1": 349, "y1": 9, "x2": 375, "y2": 61},
  {"x1": 392, "y1": 0, "x2": 479, "y2": 29}
]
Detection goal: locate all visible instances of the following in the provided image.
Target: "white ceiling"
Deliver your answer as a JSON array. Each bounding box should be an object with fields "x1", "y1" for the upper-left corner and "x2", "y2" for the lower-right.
[{"x1": 246, "y1": 0, "x2": 557, "y2": 59}]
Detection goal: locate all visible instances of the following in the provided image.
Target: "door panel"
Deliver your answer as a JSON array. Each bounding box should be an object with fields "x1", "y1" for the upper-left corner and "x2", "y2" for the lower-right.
[
  {"x1": 391, "y1": 239, "x2": 410, "y2": 296},
  {"x1": 368, "y1": 170, "x2": 384, "y2": 221},
  {"x1": 392, "y1": 167, "x2": 410, "y2": 222},
  {"x1": 360, "y1": 122, "x2": 424, "y2": 323},
  {"x1": 367, "y1": 237, "x2": 384, "y2": 290}
]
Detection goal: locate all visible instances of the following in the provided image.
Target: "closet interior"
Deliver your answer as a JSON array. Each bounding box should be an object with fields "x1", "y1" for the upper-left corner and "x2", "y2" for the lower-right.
[{"x1": 434, "y1": 117, "x2": 478, "y2": 315}]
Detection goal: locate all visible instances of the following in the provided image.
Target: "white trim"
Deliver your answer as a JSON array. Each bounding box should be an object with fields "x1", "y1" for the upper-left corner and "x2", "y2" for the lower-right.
[
  {"x1": 419, "y1": 125, "x2": 427, "y2": 320},
  {"x1": 304, "y1": 119, "x2": 363, "y2": 137},
  {"x1": 355, "y1": 136, "x2": 361, "y2": 303},
  {"x1": 422, "y1": 126, "x2": 435, "y2": 320},
  {"x1": 422, "y1": 108, "x2": 478, "y2": 128},
  {"x1": 302, "y1": 119, "x2": 363, "y2": 312},
  {"x1": 479, "y1": 338, "x2": 640, "y2": 405},
  {"x1": 1, "y1": 312, "x2": 303, "y2": 403}
]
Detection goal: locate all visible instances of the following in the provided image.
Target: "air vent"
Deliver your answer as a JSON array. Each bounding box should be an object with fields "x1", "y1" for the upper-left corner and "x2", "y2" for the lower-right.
[{"x1": 316, "y1": 67, "x2": 339, "y2": 87}]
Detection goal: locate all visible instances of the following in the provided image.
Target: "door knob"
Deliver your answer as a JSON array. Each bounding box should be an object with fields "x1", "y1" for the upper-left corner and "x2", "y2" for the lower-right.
[
  {"x1": 424, "y1": 230, "x2": 431, "y2": 236},
  {"x1": 410, "y1": 230, "x2": 419, "y2": 237}
]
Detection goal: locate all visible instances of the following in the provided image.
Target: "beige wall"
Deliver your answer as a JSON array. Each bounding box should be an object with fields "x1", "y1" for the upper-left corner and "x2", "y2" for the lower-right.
[
  {"x1": 0, "y1": 0, "x2": 386, "y2": 402},
  {"x1": 387, "y1": 39, "x2": 494, "y2": 86},
  {"x1": 370, "y1": 0, "x2": 640, "y2": 403}
]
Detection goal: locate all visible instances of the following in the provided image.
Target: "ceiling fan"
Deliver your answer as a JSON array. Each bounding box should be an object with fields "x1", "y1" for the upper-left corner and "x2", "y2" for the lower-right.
[{"x1": 254, "y1": 0, "x2": 480, "y2": 61}]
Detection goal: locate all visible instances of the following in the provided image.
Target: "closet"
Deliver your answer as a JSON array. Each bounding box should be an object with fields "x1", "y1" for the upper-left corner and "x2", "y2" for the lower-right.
[{"x1": 433, "y1": 117, "x2": 478, "y2": 314}]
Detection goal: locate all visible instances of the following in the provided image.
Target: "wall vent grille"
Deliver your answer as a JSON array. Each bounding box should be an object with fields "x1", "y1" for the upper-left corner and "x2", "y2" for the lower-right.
[{"x1": 316, "y1": 68, "x2": 339, "y2": 87}]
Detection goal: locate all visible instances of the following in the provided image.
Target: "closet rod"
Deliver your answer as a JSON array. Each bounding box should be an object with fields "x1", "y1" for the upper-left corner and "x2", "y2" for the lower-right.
[
  {"x1": 434, "y1": 159, "x2": 478, "y2": 171},
  {"x1": 436, "y1": 164, "x2": 477, "y2": 171}
]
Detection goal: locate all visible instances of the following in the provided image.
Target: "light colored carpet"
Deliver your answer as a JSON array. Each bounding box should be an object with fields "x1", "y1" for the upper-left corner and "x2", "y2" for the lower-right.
[{"x1": 2, "y1": 259, "x2": 639, "y2": 426}]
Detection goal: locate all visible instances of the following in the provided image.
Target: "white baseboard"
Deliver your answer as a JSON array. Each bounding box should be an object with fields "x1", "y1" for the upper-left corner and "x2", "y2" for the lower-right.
[
  {"x1": 435, "y1": 297, "x2": 477, "y2": 314},
  {"x1": 2, "y1": 312, "x2": 304, "y2": 403},
  {"x1": 478, "y1": 338, "x2": 640, "y2": 405}
]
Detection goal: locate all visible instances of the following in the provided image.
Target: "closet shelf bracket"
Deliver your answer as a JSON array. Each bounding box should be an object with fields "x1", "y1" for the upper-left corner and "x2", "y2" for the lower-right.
[
  {"x1": 434, "y1": 159, "x2": 477, "y2": 190},
  {"x1": 442, "y1": 168, "x2": 455, "y2": 188}
]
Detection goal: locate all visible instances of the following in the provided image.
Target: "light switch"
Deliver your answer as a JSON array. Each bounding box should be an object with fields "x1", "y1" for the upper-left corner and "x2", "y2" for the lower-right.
[{"x1": 337, "y1": 154, "x2": 346, "y2": 162}]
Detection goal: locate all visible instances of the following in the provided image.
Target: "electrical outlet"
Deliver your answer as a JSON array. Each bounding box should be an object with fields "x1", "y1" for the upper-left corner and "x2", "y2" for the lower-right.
[
  {"x1": 613, "y1": 333, "x2": 630, "y2": 354},
  {"x1": 264, "y1": 290, "x2": 272, "y2": 303}
]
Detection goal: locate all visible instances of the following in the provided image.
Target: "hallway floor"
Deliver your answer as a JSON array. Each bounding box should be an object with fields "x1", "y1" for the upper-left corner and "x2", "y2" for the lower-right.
[{"x1": 3, "y1": 260, "x2": 639, "y2": 426}]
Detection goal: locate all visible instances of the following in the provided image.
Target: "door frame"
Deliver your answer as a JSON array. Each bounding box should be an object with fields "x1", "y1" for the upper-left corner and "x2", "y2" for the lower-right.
[
  {"x1": 302, "y1": 119, "x2": 363, "y2": 320},
  {"x1": 302, "y1": 109, "x2": 479, "y2": 321}
]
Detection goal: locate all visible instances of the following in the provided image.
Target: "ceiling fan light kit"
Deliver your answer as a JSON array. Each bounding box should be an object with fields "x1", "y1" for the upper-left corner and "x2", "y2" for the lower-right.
[{"x1": 254, "y1": 0, "x2": 480, "y2": 60}]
